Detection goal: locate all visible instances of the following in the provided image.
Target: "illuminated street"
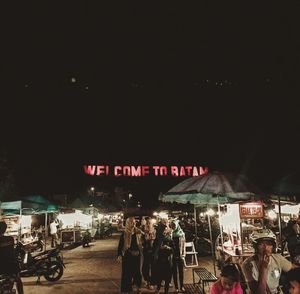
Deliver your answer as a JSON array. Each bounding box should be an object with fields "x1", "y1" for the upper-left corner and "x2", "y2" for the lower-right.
[
  {"x1": 1, "y1": 2, "x2": 300, "y2": 294},
  {"x1": 22, "y1": 235, "x2": 122, "y2": 294},
  {"x1": 21, "y1": 233, "x2": 216, "y2": 294}
]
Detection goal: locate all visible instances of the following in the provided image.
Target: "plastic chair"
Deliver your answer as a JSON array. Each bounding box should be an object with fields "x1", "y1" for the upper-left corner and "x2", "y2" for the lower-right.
[{"x1": 183, "y1": 241, "x2": 198, "y2": 267}]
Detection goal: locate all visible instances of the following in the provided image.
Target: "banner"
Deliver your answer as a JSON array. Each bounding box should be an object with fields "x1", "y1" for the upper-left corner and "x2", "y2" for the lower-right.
[{"x1": 83, "y1": 165, "x2": 208, "y2": 177}]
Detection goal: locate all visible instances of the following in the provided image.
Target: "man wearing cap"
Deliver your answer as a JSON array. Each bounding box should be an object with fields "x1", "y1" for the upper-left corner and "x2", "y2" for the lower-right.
[{"x1": 242, "y1": 229, "x2": 296, "y2": 294}]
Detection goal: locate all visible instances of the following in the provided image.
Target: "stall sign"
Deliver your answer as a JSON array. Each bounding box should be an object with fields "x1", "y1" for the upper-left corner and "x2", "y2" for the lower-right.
[{"x1": 239, "y1": 202, "x2": 264, "y2": 219}]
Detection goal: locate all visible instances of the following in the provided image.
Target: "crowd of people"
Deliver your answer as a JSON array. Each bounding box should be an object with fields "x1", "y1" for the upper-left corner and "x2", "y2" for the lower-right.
[
  {"x1": 117, "y1": 216, "x2": 186, "y2": 294},
  {"x1": 117, "y1": 216, "x2": 300, "y2": 294},
  {"x1": 1, "y1": 213, "x2": 300, "y2": 294}
]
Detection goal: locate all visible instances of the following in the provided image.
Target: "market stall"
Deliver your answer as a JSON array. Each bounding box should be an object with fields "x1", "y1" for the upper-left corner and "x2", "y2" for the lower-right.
[
  {"x1": 0, "y1": 201, "x2": 34, "y2": 243},
  {"x1": 216, "y1": 201, "x2": 264, "y2": 267},
  {"x1": 57, "y1": 209, "x2": 93, "y2": 246}
]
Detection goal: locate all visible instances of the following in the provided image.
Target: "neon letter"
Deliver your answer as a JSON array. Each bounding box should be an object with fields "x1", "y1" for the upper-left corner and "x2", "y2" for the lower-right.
[
  {"x1": 152, "y1": 166, "x2": 160, "y2": 176},
  {"x1": 114, "y1": 166, "x2": 122, "y2": 176},
  {"x1": 185, "y1": 166, "x2": 192, "y2": 176},
  {"x1": 200, "y1": 166, "x2": 209, "y2": 175},
  {"x1": 142, "y1": 166, "x2": 150, "y2": 176},
  {"x1": 170, "y1": 166, "x2": 178, "y2": 176},
  {"x1": 97, "y1": 166, "x2": 108, "y2": 175},
  {"x1": 192, "y1": 167, "x2": 199, "y2": 176},
  {"x1": 131, "y1": 166, "x2": 141, "y2": 177},
  {"x1": 160, "y1": 166, "x2": 168, "y2": 175},
  {"x1": 123, "y1": 166, "x2": 131, "y2": 176},
  {"x1": 83, "y1": 165, "x2": 96, "y2": 175}
]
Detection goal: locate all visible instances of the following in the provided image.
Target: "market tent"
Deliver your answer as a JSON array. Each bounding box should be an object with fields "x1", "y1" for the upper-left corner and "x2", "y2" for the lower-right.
[
  {"x1": 162, "y1": 171, "x2": 263, "y2": 274},
  {"x1": 22, "y1": 195, "x2": 59, "y2": 215},
  {"x1": 1, "y1": 200, "x2": 22, "y2": 210},
  {"x1": 0, "y1": 197, "x2": 58, "y2": 215},
  {"x1": 0, "y1": 198, "x2": 59, "y2": 247},
  {"x1": 0, "y1": 201, "x2": 34, "y2": 215},
  {"x1": 271, "y1": 173, "x2": 300, "y2": 244},
  {"x1": 1, "y1": 201, "x2": 21, "y2": 215}
]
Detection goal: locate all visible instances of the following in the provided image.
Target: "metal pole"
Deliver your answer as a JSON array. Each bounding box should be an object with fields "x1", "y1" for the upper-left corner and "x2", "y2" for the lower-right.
[
  {"x1": 19, "y1": 208, "x2": 22, "y2": 242},
  {"x1": 44, "y1": 212, "x2": 48, "y2": 251},
  {"x1": 208, "y1": 212, "x2": 216, "y2": 276},
  {"x1": 278, "y1": 195, "x2": 283, "y2": 254},
  {"x1": 194, "y1": 205, "x2": 198, "y2": 237},
  {"x1": 218, "y1": 202, "x2": 224, "y2": 252}
]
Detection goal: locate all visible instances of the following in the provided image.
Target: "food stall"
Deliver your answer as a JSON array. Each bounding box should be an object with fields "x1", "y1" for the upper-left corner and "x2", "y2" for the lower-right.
[
  {"x1": 57, "y1": 209, "x2": 93, "y2": 246},
  {"x1": 0, "y1": 201, "x2": 34, "y2": 243},
  {"x1": 216, "y1": 201, "x2": 264, "y2": 267}
]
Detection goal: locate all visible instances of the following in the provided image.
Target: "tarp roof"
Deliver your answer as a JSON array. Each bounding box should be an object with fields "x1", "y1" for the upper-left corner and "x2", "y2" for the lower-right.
[{"x1": 0, "y1": 197, "x2": 58, "y2": 215}]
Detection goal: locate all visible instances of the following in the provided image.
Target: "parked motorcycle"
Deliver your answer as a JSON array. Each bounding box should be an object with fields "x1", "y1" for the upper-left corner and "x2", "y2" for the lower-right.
[
  {"x1": 31, "y1": 232, "x2": 45, "y2": 252},
  {"x1": 0, "y1": 275, "x2": 16, "y2": 294},
  {"x1": 15, "y1": 242, "x2": 65, "y2": 284},
  {"x1": 81, "y1": 230, "x2": 92, "y2": 248}
]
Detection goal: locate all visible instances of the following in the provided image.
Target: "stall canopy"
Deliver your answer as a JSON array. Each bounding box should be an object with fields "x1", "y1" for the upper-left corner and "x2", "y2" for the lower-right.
[
  {"x1": 161, "y1": 171, "x2": 263, "y2": 275},
  {"x1": 0, "y1": 201, "x2": 23, "y2": 215},
  {"x1": 22, "y1": 195, "x2": 59, "y2": 214},
  {"x1": 0, "y1": 196, "x2": 58, "y2": 215}
]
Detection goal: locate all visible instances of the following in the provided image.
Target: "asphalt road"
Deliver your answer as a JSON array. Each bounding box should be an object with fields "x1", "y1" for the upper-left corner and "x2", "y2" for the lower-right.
[{"x1": 22, "y1": 233, "x2": 123, "y2": 294}]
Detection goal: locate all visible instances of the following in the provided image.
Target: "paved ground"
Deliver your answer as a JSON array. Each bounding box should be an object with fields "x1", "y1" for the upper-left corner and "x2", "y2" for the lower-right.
[{"x1": 21, "y1": 233, "x2": 219, "y2": 294}]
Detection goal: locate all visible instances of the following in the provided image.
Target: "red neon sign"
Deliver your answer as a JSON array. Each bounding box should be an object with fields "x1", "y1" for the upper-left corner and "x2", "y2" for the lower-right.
[{"x1": 83, "y1": 165, "x2": 208, "y2": 177}]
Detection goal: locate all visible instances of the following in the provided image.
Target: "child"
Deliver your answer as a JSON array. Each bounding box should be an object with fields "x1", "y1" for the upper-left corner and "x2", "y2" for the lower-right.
[
  {"x1": 210, "y1": 264, "x2": 243, "y2": 294},
  {"x1": 287, "y1": 267, "x2": 300, "y2": 294}
]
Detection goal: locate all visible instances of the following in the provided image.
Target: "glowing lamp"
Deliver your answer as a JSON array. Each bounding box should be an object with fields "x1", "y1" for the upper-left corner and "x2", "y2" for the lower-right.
[
  {"x1": 267, "y1": 210, "x2": 277, "y2": 220},
  {"x1": 206, "y1": 209, "x2": 215, "y2": 216}
]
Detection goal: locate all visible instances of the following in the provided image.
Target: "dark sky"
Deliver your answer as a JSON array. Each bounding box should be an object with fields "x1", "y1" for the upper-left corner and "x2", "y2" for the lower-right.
[{"x1": 1, "y1": 2, "x2": 300, "y2": 204}]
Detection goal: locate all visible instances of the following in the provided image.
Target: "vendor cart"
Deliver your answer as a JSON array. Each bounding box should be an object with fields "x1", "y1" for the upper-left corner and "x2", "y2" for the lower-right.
[
  {"x1": 216, "y1": 201, "x2": 264, "y2": 268},
  {"x1": 60, "y1": 227, "x2": 82, "y2": 247}
]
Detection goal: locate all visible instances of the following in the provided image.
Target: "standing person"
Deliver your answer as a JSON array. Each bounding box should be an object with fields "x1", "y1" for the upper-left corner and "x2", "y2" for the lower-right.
[
  {"x1": 117, "y1": 217, "x2": 143, "y2": 294},
  {"x1": 285, "y1": 220, "x2": 300, "y2": 263},
  {"x1": 50, "y1": 219, "x2": 58, "y2": 248},
  {"x1": 242, "y1": 229, "x2": 295, "y2": 294},
  {"x1": 170, "y1": 219, "x2": 186, "y2": 293},
  {"x1": 153, "y1": 219, "x2": 174, "y2": 294},
  {"x1": 0, "y1": 221, "x2": 24, "y2": 294},
  {"x1": 210, "y1": 263, "x2": 243, "y2": 294},
  {"x1": 141, "y1": 217, "x2": 156, "y2": 290}
]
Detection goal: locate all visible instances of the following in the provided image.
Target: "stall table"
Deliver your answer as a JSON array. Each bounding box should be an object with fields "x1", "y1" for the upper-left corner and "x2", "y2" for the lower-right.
[{"x1": 216, "y1": 245, "x2": 254, "y2": 266}]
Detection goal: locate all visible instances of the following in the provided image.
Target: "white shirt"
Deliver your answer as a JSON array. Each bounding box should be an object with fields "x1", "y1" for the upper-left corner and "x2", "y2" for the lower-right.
[{"x1": 50, "y1": 222, "x2": 57, "y2": 235}]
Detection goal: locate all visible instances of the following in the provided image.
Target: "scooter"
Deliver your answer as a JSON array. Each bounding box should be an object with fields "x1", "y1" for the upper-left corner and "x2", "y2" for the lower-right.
[
  {"x1": 15, "y1": 242, "x2": 65, "y2": 284},
  {"x1": 31, "y1": 232, "x2": 45, "y2": 252},
  {"x1": 82, "y1": 230, "x2": 92, "y2": 247}
]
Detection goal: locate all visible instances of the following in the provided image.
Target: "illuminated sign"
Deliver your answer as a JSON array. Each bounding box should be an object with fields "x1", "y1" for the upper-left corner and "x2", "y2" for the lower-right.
[
  {"x1": 239, "y1": 202, "x2": 264, "y2": 219},
  {"x1": 83, "y1": 165, "x2": 208, "y2": 177}
]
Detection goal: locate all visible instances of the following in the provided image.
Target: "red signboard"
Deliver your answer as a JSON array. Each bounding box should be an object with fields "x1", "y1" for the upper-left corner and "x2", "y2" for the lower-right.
[
  {"x1": 83, "y1": 165, "x2": 209, "y2": 177},
  {"x1": 239, "y1": 202, "x2": 264, "y2": 219}
]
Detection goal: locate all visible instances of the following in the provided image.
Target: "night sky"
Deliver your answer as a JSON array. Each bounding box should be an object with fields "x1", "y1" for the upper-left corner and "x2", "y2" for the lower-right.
[{"x1": 1, "y1": 2, "x2": 300, "y2": 205}]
